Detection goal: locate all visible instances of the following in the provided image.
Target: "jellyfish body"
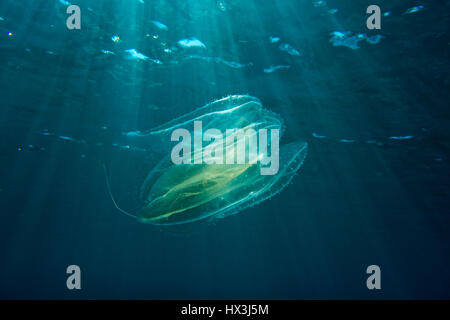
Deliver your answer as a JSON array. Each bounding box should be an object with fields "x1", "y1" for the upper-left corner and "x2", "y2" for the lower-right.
[{"x1": 111, "y1": 95, "x2": 307, "y2": 225}]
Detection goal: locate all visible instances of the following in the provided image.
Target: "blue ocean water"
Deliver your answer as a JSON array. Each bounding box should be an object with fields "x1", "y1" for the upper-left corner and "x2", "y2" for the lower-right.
[{"x1": 0, "y1": 0, "x2": 449, "y2": 299}]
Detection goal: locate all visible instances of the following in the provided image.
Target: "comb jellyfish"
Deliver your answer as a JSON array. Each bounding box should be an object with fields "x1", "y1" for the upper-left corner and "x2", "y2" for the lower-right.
[{"x1": 106, "y1": 95, "x2": 307, "y2": 226}]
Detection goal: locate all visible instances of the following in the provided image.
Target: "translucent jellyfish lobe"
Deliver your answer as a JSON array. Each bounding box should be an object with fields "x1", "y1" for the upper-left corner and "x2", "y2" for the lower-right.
[{"x1": 110, "y1": 95, "x2": 307, "y2": 226}]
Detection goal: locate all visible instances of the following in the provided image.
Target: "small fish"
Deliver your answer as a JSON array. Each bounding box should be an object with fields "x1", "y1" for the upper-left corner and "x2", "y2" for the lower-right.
[
  {"x1": 215, "y1": 58, "x2": 248, "y2": 69},
  {"x1": 59, "y1": 0, "x2": 71, "y2": 6},
  {"x1": 177, "y1": 38, "x2": 206, "y2": 49},
  {"x1": 59, "y1": 136, "x2": 74, "y2": 142},
  {"x1": 124, "y1": 131, "x2": 145, "y2": 137},
  {"x1": 151, "y1": 20, "x2": 168, "y2": 31},
  {"x1": 101, "y1": 50, "x2": 115, "y2": 55},
  {"x1": 330, "y1": 31, "x2": 345, "y2": 38},
  {"x1": 150, "y1": 58, "x2": 163, "y2": 65},
  {"x1": 403, "y1": 5, "x2": 424, "y2": 15},
  {"x1": 389, "y1": 135, "x2": 414, "y2": 140},
  {"x1": 269, "y1": 36, "x2": 280, "y2": 43},
  {"x1": 279, "y1": 43, "x2": 301, "y2": 56},
  {"x1": 312, "y1": 133, "x2": 327, "y2": 139},
  {"x1": 366, "y1": 35, "x2": 384, "y2": 44},
  {"x1": 263, "y1": 65, "x2": 290, "y2": 73},
  {"x1": 329, "y1": 31, "x2": 365, "y2": 50},
  {"x1": 124, "y1": 49, "x2": 148, "y2": 61}
]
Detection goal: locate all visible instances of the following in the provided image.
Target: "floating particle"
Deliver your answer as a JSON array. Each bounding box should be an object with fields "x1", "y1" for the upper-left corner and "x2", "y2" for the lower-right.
[
  {"x1": 0, "y1": 17, "x2": 4, "y2": 21},
  {"x1": 81, "y1": 154, "x2": 86, "y2": 158},
  {"x1": 383, "y1": 11, "x2": 391, "y2": 17},
  {"x1": 8, "y1": 32, "x2": 13, "y2": 37},
  {"x1": 111, "y1": 35, "x2": 120, "y2": 43},
  {"x1": 357, "y1": 33, "x2": 367, "y2": 39},
  {"x1": 217, "y1": 0, "x2": 227, "y2": 12},
  {"x1": 147, "y1": 104, "x2": 160, "y2": 111},
  {"x1": 151, "y1": 20, "x2": 168, "y2": 31},
  {"x1": 328, "y1": 8, "x2": 338, "y2": 14},
  {"x1": 313, "y1": 1, "x2": 326, "y2": 7},
  {"x1": 339, "y1": 139, "x2": 355, "y2": 143}
]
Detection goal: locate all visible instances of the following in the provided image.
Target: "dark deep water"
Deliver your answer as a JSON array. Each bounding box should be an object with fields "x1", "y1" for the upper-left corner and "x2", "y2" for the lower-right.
[{"x1": 0, "y1": 0, "x2": 449, "y2": 299}]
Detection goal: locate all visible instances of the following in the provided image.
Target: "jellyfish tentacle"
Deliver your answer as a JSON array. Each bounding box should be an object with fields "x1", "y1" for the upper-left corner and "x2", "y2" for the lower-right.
[{"x1": 102, "y1": 163, "x2": 136, "y2": 219}]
